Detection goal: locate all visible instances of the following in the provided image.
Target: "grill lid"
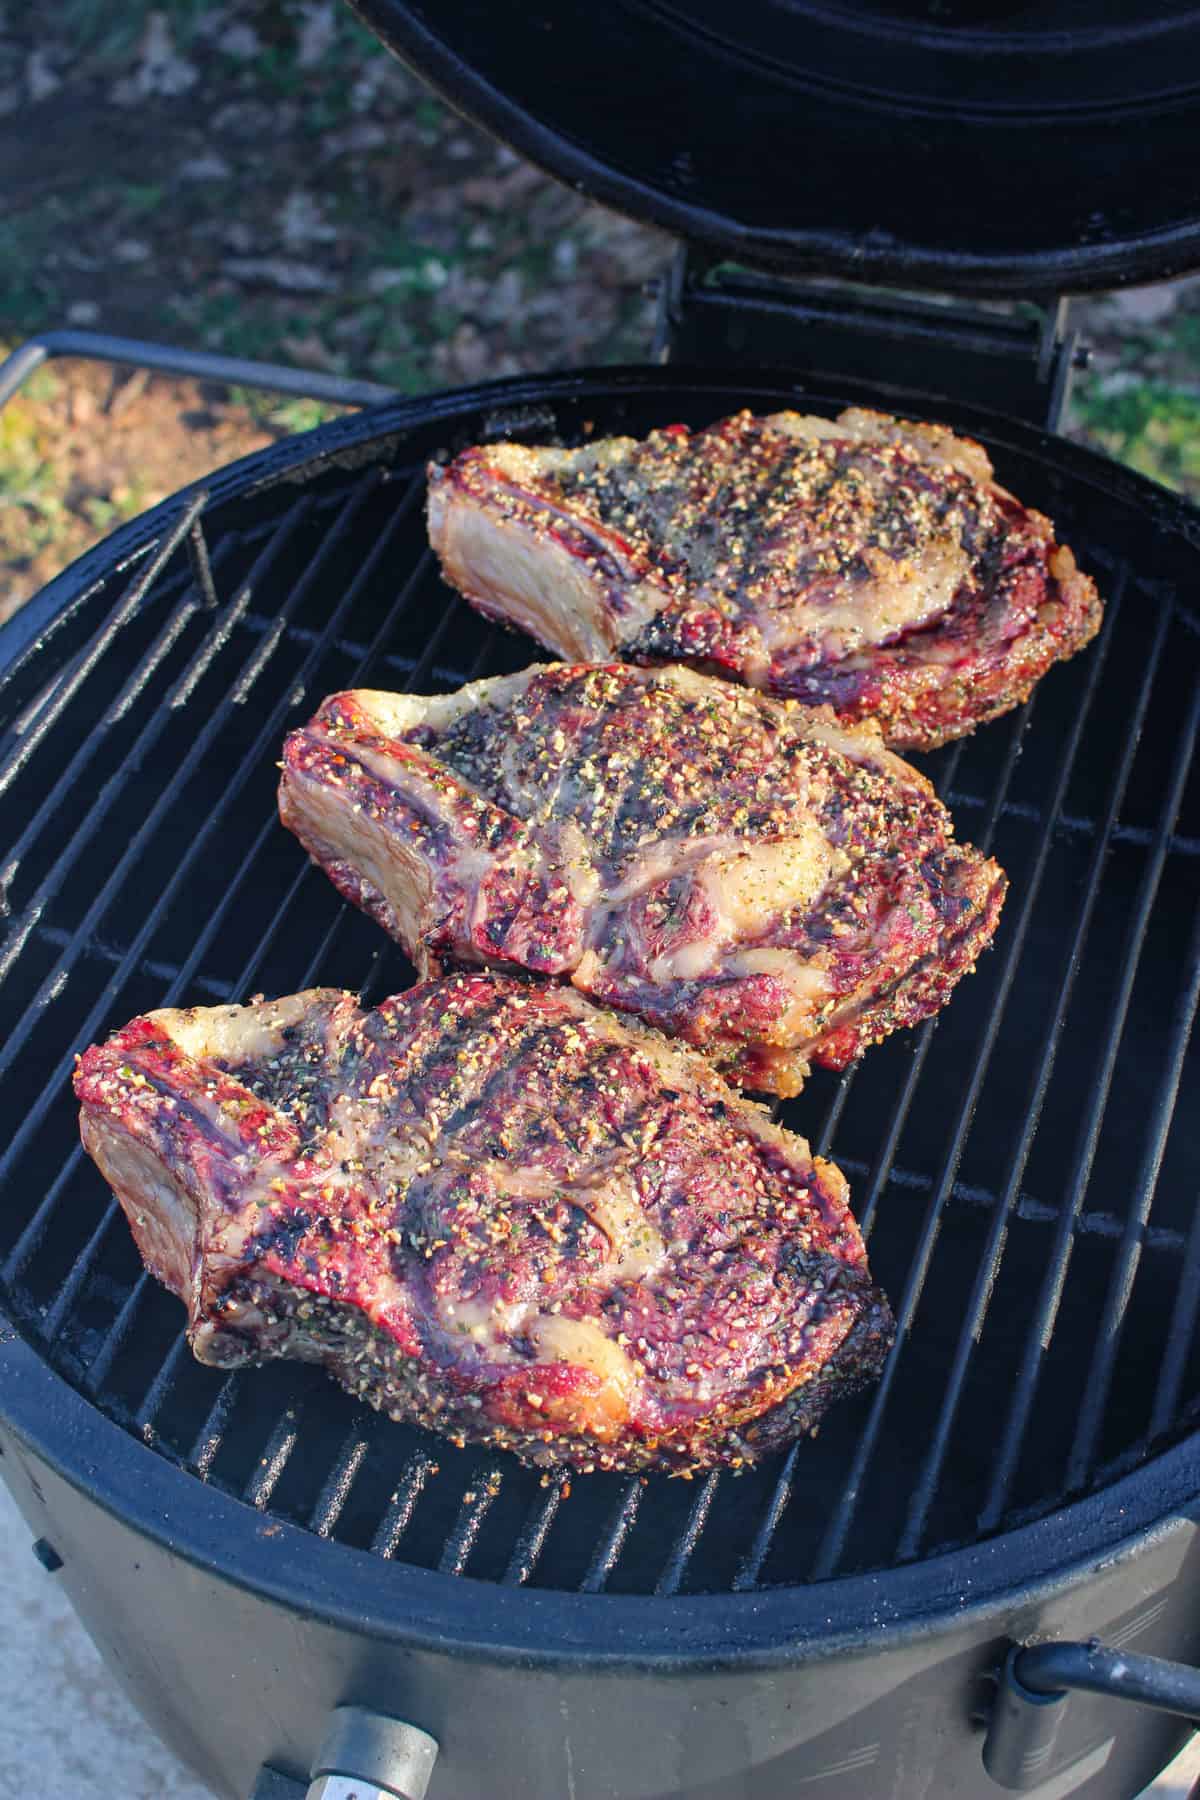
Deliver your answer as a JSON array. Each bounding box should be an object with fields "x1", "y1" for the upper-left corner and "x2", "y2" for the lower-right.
[{"x1": 346, "y1": 0, "x2": 1200, "y2": 295}]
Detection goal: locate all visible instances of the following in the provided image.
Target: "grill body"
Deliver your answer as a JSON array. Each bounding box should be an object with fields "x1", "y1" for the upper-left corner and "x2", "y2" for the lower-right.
[
  {"x1": 1, "y1": 366, "x2": 1198, "y2": 1799},
  {"x1": 3, "y1": 1338, "x2": 1199, "y2": 1800}
]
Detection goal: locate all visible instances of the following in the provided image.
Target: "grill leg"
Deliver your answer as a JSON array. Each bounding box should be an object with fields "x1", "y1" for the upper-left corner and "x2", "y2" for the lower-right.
[
  {"x1": 984, "y1": 1642, "x2": 1200, "y2": 1791},
  {"x1": 983, "y1": 1649, "x2": 1072, "y2": 1790}
]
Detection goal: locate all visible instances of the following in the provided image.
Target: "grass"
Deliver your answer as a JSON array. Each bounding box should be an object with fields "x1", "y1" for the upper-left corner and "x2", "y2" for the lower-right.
[
  {"x1": 60, "y1": 0, "x2": 212, "y2": 66},
  {"x1": 57, "y1": 0, "x2": 395, "y2": 119},
  {"x1": 80, "y1": 480, "x2": 153, "y2": 531},
  {"x1": 226, "y1": 388, "x2": 347, "y2": 434},
  {"x1": 119, "y1": 183, "x2": 167, "y2": 216},
  {"x1": 0, "y1": 207, "x2": 67, "y2": 329},
  {"x1": 0, "y1": 360, "x2": 152, "y2": 582},
  {"x1": 167, "y1": 292, "x2": 304, "y2": 362},
  {"x1": 1071, "y1": 296, "x2": 1200, "y2": 502},
  {"x1": 0, "y1": 371, "x2": 69, "y2": 568},
  {"x1": 1072, "y1": 379, "x2": 1200, "y2": 493}
]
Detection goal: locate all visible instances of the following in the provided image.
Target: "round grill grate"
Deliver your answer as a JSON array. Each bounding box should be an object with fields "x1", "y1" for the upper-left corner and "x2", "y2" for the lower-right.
[{"x1": 1, "y1": 369, "x2": 1198, "y2": 1600}]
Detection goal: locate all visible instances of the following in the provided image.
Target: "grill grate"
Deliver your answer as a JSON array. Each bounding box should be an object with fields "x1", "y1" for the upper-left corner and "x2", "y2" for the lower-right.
[{"x1": 1, "y1": 379, "x2": 1197, "y2": 1600}]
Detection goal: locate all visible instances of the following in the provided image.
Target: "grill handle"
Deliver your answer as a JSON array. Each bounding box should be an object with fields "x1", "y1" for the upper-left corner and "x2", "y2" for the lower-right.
[
  {"x1": 0, "y1": 330, "x2": 396, "y2": 413},
  {"x1": 983, "y1": 1639, "x2": 1200, "y2": 1791},
  {"x1": 305, "y1": 1707, "x2": 439, "y2": 1800}
]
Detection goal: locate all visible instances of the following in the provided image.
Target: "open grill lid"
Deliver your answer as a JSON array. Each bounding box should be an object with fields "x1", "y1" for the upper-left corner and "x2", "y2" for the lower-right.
[{"x1": 346, "y1": 0, "x2": 1200, "y2": 296}]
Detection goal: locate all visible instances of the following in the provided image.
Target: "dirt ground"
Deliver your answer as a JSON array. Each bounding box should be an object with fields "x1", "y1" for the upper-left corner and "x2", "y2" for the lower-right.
[{"x1": 1, "y1": 2, "x2": 1197, "y2": 619}]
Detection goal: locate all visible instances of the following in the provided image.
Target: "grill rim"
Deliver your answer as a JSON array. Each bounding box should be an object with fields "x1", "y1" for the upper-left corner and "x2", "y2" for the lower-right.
[
  {"x1": 4, "y1": 1324, "x2": 1200, "y2": 1667},
  {"x1": 2, "y1": 361, "x2": 1198, "y2": 1656}
]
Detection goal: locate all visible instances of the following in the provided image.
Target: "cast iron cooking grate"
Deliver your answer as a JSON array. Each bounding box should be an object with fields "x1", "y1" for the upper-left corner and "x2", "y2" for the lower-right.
[{"x1": 0, "y1": 371, "x2": 1197, "y2": 1599}]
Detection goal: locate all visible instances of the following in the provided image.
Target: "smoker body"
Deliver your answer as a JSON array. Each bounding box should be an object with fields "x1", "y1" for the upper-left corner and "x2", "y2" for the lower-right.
[
  {"x1": 4, "y1": 1327, "x2": 1200, "y2": 1800},
  {"x1": 0, "y1": 366, "x2": 1197, "y2": 1800}
]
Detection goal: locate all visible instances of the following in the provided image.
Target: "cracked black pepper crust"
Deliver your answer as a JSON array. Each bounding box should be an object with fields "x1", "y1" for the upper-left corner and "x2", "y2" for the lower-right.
[
  {"x1": 280, "y1": 664, "x2": 1006, "y2": 1096},
  {"x1": 73, "y1": 974, "x2": 894, "y2": 1474},
  {"x1": 426, "y1": 406, "x2": 1103, "y2": 751}
]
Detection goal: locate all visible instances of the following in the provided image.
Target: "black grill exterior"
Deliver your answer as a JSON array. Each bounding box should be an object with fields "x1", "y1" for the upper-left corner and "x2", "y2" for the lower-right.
[
  {"x1": 347, "y1": 0, "x2": 1200, "y2": 295},
  {"x1": 1, "y1": 366, "x2": 1199, "y2": 1799}
]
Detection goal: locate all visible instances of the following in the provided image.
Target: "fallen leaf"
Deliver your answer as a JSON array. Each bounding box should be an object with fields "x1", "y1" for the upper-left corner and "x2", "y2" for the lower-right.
[
  {"x1": 26, "y1": 49, "x2": 61, "y2": 102},
  {"x1": 223, "y1": 258, "x2": 337, "y2": 294},
  {"x1": 111, "y1": 10, "x2": 198, "y2": 102},
  {"x1": 296, "y1": 1, "x2": 339, "y2": 69},
  {"x1": 178, "y1": 153, "x2": 233, "y2": 183},
  {"x1": 281, "y1": 332, "x2": 341, "y2": 374},
  {"x1": 217, "y1": 22, "x2": 261, "y2": 60},
  {"x1": 280, "y1": 191, "x2": 338, "y2": 250}
]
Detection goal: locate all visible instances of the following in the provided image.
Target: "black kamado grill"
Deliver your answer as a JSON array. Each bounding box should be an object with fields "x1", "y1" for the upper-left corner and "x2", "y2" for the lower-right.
[{"x1": 2, "y1": 6, "x2": 1200, "y2": 1798}]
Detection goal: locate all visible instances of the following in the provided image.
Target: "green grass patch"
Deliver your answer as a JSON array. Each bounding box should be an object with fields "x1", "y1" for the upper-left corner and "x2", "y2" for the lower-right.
[
  {"x1": 0, "y1": 397, "x2": 67, "y2": 565},
  {"x1": 120, "y1": 183, "x2": 167, "y2": 216},
  {"x1": 81, "y1": 481, "x2": 153, "y2": 532},
  {"x1": 1072, "y1": 376, "x2": 1200, "y2": 497},
  {"x1": 0, "y1": 206, "x2": 69, "y2": 328},
  {"x1": 227, "y1": 388, "x2": 348, "y2": 435}
]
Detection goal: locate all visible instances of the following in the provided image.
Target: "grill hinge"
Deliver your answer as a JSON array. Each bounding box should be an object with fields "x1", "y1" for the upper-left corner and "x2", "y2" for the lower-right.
[{"x1": 653, "y1": 246, "x2": 1090, "y2": 432}]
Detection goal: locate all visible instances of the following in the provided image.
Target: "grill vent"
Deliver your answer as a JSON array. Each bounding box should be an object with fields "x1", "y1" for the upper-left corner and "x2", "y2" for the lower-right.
[{"x1": 1, "y1": 381, "x2": 1197, "y2": 1598}]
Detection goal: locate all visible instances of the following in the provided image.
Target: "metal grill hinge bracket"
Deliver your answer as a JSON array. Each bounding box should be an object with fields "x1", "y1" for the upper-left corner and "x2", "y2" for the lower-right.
[{"x1": 652, "y1": 246, "x2": 1090, "y2": 432}]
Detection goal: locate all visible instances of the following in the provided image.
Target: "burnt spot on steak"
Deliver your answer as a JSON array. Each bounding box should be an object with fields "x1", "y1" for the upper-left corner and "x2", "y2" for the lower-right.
[
  {"x1": 73, "y1": 974, "x2": 894, "y2": 1475},
  {"x1": 279, "y1": 663, "x2": 1006, "y2": 1096},
  {"x1": 425, "y1": 406, "x2": 1103, "y2": 751}
]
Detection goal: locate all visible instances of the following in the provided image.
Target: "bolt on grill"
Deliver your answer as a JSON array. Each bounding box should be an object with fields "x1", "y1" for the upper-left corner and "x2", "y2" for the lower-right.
[{"x1": 0, "y1": 379, "x2": 1197, "y2": 1603}]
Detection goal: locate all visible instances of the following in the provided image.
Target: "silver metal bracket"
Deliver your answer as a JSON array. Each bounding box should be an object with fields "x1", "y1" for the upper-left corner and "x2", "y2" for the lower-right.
[
  {"x1": 308, "y1": 1780, "x2": 415, "y2": 1800},
  {"x1": 305, "y1": 1707, "x2": 439, "y2": 1800}
]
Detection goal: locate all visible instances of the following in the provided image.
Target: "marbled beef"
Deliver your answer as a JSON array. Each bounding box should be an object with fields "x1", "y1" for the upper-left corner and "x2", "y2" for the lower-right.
[
  {"x1": 74, "y1": 974, "x2": 893, "y2": 1474},
  {"x1": 426, "y1": 407, "x2": 1102, "y2": 750},
  {"x1": 279, "y1": 663, "x2": 1006, "y2": 1095}
]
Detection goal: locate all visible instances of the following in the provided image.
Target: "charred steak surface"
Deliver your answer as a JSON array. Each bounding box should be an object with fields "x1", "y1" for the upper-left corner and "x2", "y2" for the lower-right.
[
  {"x1": 426, "y1": 407, "x2": 1102, "y2": 750},
  {"x1": 279, "y1": 663, "x2": 1006, "y2": 1095},
  {"x1": 74, "y1": 974, "x2": 893, "y2": 1474}
]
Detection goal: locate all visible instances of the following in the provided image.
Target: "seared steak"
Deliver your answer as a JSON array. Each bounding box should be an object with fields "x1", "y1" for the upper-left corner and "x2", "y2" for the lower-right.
[
  {"x1": 426, "y1": 406, "x2": 1102, "y2": 750},
  {"x1": 74, "y1": 974, "x2": 893, "y2": 1474},
  {"x1": 279, "y1": 663, "x2": 1006, "y2": 1095}
]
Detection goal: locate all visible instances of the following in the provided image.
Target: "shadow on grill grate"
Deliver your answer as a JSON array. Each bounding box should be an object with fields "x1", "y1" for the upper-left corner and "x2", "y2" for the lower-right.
[{"x1": 1, "y1": 381, "x2": 1197, "y2": 1600}]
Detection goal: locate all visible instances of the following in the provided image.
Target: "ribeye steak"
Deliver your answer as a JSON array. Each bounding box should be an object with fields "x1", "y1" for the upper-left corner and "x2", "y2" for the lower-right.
[
  {"x1": 74, "y1": 974, "x2": 893, "y2": 1474},
  {"x1": 426, "y1": 407, "x2": 1102, "y2": 750},
  {"x1": 279, "y1": 663, "x2": 1006, "y2": 1095}
]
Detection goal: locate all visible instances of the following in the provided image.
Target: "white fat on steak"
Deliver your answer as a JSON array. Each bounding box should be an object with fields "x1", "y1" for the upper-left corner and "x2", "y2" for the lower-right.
[
  {"x1": 426, "y1": 404, "x2": 1103, "y2": 752},
  {"x1": 74, "y1": 975, "x2": 895, "y2": 1473},
  {"x1": 280, "y1": 663, "x2": 1006, "y2": 1096}
]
